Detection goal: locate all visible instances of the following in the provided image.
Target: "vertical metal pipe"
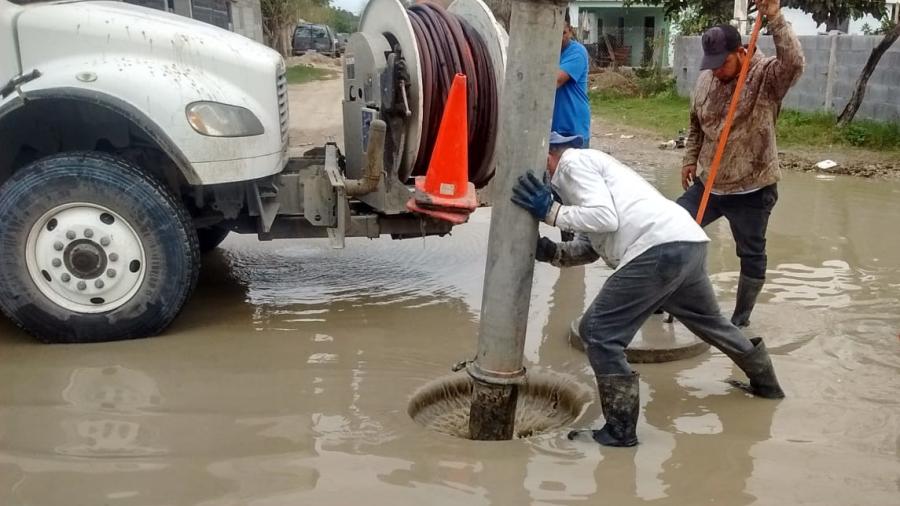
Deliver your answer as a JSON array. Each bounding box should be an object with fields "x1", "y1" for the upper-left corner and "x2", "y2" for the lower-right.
[{"x1": 468, "y1": 0, "x2": 566, "y2": 441}]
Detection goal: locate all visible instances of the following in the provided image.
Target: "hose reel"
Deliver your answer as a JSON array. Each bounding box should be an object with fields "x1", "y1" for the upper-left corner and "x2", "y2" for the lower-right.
[{"x1": 342, "y1": 0, "x2": 507, "y2": 202}]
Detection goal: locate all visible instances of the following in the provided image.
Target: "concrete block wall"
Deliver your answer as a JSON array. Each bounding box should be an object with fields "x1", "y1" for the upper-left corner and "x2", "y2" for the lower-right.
[
  {"x1": 231, "y1": 0, "x2": 264, "y2": 44},
  {"x1": 126, "y1": 0, "x2": 166, "y2": 10},
  {"x1": 674, "y1": 34, "x2": 900, "y2": 123},
  {"x1": 124, "y1": 0, "x2": 264, "y2": 44},
  {"x1": 190, "y1": 0, "x2": 230, "y2": 30}
]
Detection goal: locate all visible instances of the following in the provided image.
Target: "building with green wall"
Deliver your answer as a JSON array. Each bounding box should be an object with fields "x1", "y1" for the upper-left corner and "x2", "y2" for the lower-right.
[{"x1": 569, "y1": 1, "x2": 671, "y2": 67}]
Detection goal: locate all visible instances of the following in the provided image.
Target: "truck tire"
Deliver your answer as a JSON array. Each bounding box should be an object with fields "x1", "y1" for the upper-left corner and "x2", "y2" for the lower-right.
[
  {"x1": 197, "y1": 225, "x2": 230, "y2": 253},
  {"x1": 0, "y1": 152, "x2": 200, "y2": 343}
]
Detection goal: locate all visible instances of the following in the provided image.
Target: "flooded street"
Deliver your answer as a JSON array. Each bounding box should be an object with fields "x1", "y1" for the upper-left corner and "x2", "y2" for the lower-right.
[{"x1": 1, "y1": 79, "x2": 898, "y2": 505}]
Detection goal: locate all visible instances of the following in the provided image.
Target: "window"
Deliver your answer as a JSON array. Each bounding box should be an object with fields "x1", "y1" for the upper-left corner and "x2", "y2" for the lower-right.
[{"x1": 643, "y1": 16, "x2": 656, "y2": 66}]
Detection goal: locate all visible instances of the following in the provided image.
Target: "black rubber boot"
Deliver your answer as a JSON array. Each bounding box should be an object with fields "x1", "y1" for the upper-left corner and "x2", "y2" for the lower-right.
[
  {"x1": 729, "y1": 337, "x2": 785, "y2": 399},
  {"x1": 568, "y1": 371, "x2": 639, "y2": 447},
  {"x1": 731, "y1": 275, "x2": 765, "y2": 327}
]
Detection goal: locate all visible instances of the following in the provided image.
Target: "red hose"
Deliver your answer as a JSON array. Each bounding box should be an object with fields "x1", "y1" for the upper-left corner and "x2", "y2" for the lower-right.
[{"x1": 407, "y1": 3, "x2": 498, "y2": 188}]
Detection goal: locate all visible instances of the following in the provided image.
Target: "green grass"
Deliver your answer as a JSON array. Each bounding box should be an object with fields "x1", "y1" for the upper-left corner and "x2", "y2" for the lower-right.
[
  {"x1": 589, "y1": 91, "x2": 900, "y2": 152},
  {"x1": 777, "y1": 110, "x2": 900, "y2": 151},
  {"x1": 590, "y1": 90, "x2": 691, "y2": 139},
  {"x1": 285, "y1": 65, "x2": 336, "y2": 84}
]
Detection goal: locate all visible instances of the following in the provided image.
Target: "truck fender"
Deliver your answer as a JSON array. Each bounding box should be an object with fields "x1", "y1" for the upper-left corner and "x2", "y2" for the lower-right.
[{"x1": 0, "y1": 86, "x2": 201, "y2": 184}]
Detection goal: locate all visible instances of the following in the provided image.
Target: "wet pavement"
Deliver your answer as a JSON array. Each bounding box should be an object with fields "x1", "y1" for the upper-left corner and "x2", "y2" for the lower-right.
[{"x1": 1, "y1": 164, "x2": 898, "y2": 505}]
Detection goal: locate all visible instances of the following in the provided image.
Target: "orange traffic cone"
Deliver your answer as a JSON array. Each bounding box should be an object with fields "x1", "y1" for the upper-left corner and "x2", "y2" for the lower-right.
[{"x1": 407, "y1": 73, "x2": 478, "y2": 224}]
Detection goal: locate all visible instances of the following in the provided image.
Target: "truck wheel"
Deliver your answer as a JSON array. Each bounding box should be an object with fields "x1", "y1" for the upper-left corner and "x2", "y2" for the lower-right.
[
  {"x1": 0, "y1": 152, "x2": 200, "y2": 343},
  {"x1": 197, "y1": 226, "x2": 230, "y2": 253}
]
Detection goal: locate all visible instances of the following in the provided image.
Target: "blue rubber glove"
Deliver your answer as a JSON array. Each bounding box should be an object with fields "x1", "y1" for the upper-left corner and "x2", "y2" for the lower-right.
[{"x1": 511, "y1": 172, "x2": 553, "y2": 221}]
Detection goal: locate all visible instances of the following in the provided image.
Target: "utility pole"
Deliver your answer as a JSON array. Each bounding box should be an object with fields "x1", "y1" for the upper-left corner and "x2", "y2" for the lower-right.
[{"x1": 467, "y1": 0, "x2": 567, "y2": 440}]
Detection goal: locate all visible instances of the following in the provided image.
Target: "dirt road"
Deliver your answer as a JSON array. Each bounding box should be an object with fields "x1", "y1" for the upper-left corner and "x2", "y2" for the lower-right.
[
  {"x1": 288, "y1": 77, "x2": 344, "y2": 149},
  {"x1": 589, "y1": 116, "x2": 900, "y2": 180}
]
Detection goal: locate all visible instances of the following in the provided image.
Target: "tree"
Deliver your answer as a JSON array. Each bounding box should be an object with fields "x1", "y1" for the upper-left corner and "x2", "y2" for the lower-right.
[
  {"x1": 636, "y1": 0, "x2": 886, "y2": 33},
  {"x1": 781, "y1": 0, "x2": 885, "y2": 32},
  {"x1": 861, "y1": 14, "x2": 897, "y2": 34},
  {"x1": 672, "y1": 3, "x2": 735, "y2": 35},
  {"x1": 634, "y1": 0, "x2": 737, "y2": 30},
  {"x1": 329, "y1": 7, "x2": 359, "y2": 34},
  {"x1": 836, "y1": 21, "x2": 900, "y2": 125},
  {"x1": 261, "y1": 0, "x2": 299, "y2": 56}
]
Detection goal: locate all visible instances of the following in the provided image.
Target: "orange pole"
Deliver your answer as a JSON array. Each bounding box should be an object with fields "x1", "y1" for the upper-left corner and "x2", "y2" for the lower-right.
[{"x1": 695, "y1": 11, "x2": 765, "y2": 225}]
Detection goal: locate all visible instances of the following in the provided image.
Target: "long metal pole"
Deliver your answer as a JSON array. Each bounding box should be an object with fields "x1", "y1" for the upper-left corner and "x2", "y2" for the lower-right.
[
  {"x1": 468, "y1": 0, "x2": 567, "y2": 441},
  {"x1": 695, "y1": 11, "x2": 764, "y2": 225}
]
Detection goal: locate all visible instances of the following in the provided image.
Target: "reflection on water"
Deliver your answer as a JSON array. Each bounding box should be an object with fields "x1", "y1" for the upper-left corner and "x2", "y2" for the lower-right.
[
  {"x1": 1, "y1": 170, "x2": 899, "y2": 505},
  {"x1": 56, "y1": 366, "x2": 166, "y2": 458}
]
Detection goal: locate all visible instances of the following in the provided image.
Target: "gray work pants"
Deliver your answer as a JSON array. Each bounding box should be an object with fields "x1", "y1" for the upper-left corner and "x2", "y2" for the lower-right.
[{"x1": 579, "y1": 241, "x2": 754, "y2": 375}]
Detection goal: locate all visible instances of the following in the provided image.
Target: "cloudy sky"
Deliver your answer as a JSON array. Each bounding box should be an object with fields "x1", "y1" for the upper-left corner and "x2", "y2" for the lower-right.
[{"x1": 332, "y1": 0, "x2": 366, "y2": 14}]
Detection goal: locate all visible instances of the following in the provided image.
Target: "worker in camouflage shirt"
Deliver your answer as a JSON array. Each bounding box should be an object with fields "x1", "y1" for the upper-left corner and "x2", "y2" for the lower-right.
[{"x1": 678, "y1": 0, "x2": 804, "y2": 328}]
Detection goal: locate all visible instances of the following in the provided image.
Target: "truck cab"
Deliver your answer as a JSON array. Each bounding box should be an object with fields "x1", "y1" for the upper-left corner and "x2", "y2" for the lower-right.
[
  {"x1": 0, "y1": 0, "x2": 503, "y2": 344},
  {"x1": 0, "y1": 0, "x2": 298, "y2": 343}
]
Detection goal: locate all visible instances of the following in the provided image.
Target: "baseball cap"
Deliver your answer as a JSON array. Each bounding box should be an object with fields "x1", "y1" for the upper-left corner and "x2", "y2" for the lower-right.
[
  {"x1": 549, "y1": 131, "x2": 584, "y2": 148},
  {"x1": 700, "y1": 24, "x2": 742, "y2": 70}
]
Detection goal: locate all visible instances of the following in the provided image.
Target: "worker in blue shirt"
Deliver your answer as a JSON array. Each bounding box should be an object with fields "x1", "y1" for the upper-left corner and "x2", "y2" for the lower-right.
[
  {"x1": 552, "y1": 11, "x2": 591, "y2": 147},
  {"x1": 553, "y1": 11, "x2": 591, "y2": 242}
]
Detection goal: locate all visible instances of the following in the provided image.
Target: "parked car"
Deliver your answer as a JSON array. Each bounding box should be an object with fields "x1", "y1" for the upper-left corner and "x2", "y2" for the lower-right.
[
  {"x1": 292, "y1": 23, "x2": 338, "y2": 57},
  {"x1": 336, "y1": 32, "x2": 349, "y2": 54}
]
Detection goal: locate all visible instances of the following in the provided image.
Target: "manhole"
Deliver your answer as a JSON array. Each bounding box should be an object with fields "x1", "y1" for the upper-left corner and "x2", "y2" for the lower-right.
[
  {"x1": 408, "y1": 369, "x2": 592, "y2": 439},
  {"x1": 570, "y1": 316, "x2": 710, "y2": 363}
]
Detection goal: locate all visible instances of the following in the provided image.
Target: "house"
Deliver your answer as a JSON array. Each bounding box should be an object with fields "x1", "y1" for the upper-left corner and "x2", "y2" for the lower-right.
[
  {"x1": 124, "y1": 0, "x2": 264, "y2": 43},
  {"x1": 568, "y1": 1, "x2": 671, "y2": 68}
]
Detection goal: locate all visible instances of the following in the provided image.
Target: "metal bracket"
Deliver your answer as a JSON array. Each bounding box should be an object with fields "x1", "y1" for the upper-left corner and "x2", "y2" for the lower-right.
[
  {"x1": 249, "y1": 182, "x2": 281, "y2": 234},
  {"x1": 396, "y1": 58, "x2": 412, "y2": 118},
  {"x1": 323, "y1": 144, "x2": 348, "y2": 249},
  {"x1": 0, "y1": 69, "x2": 40, "y2": 99},
  {"x1": 466, "y1": 361, "x2": 527, "y2": 386}
]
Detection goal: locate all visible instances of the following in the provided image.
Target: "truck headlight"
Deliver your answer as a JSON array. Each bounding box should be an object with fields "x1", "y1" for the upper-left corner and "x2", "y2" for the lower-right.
[{"x1": 185, "y1": 101, "x2": 265, "y2": 137}]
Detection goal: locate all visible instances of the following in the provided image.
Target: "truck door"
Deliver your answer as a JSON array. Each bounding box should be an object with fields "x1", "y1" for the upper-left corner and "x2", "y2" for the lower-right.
[{"x1": 0, "y1": 1, "x2": 22, "y2": 90}]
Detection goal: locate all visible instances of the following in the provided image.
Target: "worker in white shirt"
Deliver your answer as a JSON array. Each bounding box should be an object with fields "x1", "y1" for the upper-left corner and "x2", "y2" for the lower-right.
[{"x1": 510, "y1": 132, "x2": 785, "y2": 447}]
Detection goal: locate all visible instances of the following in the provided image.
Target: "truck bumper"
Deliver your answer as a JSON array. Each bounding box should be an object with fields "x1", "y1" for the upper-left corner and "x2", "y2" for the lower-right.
[{"x1": 191, "y1": 150, "x2": 286, "y2": 186}]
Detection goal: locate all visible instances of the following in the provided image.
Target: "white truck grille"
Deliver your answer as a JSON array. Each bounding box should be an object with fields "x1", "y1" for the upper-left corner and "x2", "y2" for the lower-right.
[{"x1": 277, "y1": 69, "x2": 289, "y2": 149}]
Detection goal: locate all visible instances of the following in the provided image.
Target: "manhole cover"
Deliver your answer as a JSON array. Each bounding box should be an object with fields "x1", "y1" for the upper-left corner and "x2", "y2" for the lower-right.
[
  {"x1": 408, "y1": 369, "x2": 592, "y2": 439},
  {"x1": 570, "y1": 316, "x2": 710, "y2": 363}
]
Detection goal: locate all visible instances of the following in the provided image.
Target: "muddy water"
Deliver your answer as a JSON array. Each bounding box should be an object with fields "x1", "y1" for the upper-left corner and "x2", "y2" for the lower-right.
[
  {"x1": 1, "y1": 163, "x2": 898, "y2": 505},
  {"x1": 2, "y1": 74, "x2": 899, "y2": 503}
]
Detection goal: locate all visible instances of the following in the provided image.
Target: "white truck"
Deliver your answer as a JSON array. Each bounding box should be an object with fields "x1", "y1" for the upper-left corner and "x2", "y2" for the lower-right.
[{"x1": 0, "y1": 0, "x2": 507, "y2": 343}]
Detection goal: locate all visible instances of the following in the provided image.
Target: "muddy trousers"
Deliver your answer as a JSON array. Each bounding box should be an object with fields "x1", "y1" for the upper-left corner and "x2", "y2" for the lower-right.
[
  {"x1": 579, "y1": 242, "x2": 754, "y2": 376},
  {"x1": 675, "y1": 182, "x2": 778, "y2": 281}
]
